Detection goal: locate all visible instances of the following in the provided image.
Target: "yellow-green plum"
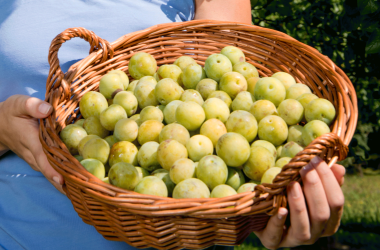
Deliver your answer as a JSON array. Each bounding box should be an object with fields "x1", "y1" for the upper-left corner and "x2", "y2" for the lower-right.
[
  {"x1": 233, "y1": 62, "x2": 259, "y2": 80},
  {"x1": 211, "y1": 184, "x2": 237, "y2": 198},
  {"x1": 302, "y1": 120, "x2": 331, "y2": 146},
  {"x1": 108, "y1": 70, "x2": 130, "y2": 90},
  {"x1": 207, "y1": 91, "x2": 232, "y2": 108},
  {"x1": 129, "y1": 114, "x2": 142, "y2": 126},
  {"x1": 237, "y1": 183, "x2": 257, "y2": 193},
  {"x1": 134, "y1": 176, "x2": 168, "y2": 197},
  {"x1": 78, "y1": 134, "x2": 100, "y2": 156},
  {"x1": 197, "y1": 155, "x2": 228, "y2": 190},
  {"x1": 83, "y1": 116, "x2": 109, "y2": 138},
  {"x1": 182, "y1": 63, "x2": 206, "y2": 89},
  {"x1": 135, "y1": 167, "x2": 150, "y2": 179},
  {"x1": 196, "y1": 78, "x2": 218, "y2": 100},
  {"x1": 174, "y1": 56, "x2": 196, "y2": 71},
  {"x1": 204, "y1": 54, "x2": 232, "y2": 82},
  {"x1": 153, "y1": 72, "x2": 160, "y2": 82},
  {"x1": 134, "y1": 76, "x2": 159, "y2": 109},
  {"x1": 280, "y1": 141, "x2": 304, "y2": 158},
  {"x1": 251, "y1": 140, "x2": 277, "y2": 159},
  {"x1": 202, "y1": 98, "x2": 230, "y2": 123},
  {"x1": 80, "y1": 159, "x2": 105, "y2": 179},
  {"x1": 175, "y1": 101, "x2": 205, "y2": 131},
  {"x1": 243, "y1": 146, "x2": 275, "y2": 181},
  {"x1": 155, "y1": 78, "x2": 184, "y2": 105},
  {"x1": 163, "y1": 100, "x2": 183, "y2": 124},
  {"x1": 249, "y1": 100, "x2": 278, "y2": 123},
  {"x1": 169, "y1": 158, "x2": 196, "y2": 184},
  {"x1": 271, "y1": 72, "x2": 296, "y2": 90},
  {"x1": 99, "y1": 73, "x2": 124, "y2": 99},
  {"x1": 275, "y1": 157, "x2": 292, "y2": 168},
  {"x1": 286, "y1": 83, "x2": 312, "y2": 100},
  {"x1": 180, "y1": 89, "x2": 204, "y2": 106},
  {"x1": 60, "y1": 124, "x2": 88, "y2": 155},
  {"x1": 73, "y1": 155, "x2": 84, "y2": 162},
  {"x1": 258, "y1": 115, "x2": 288, "y2": 146},
  {"x1": 220, "y1": 46, "x2": 245, "y2": 66},
  {"x1": 186, "y1": 135, "x2": 213, "y2": 162},
  {"x1": 137, "y1": 120, "x2": 164, "y2": 145},
  {"x1": 254, "y1": 77, "x2": 286, "y2": 107},
  {"x1": 151, "y1": 168, "x2": 176, "y2": 196},
  {"x1": 157, "y1": 64, "x2": 183, "y2": 84},
  {"x1": 247, "y1": 77, "x2": 260, "y2": 95},
  {"x1": 127, "y1": 80, "x2": 139, "y2": 93},
  {"x1": 113, "y1": 91, "x2": 138, "y2": 117},
  {"x1": 216, "y1": 132, "x2": 251, "y2": 167},
  {"x1": 200, "y1": 118, "x2": 227, "y2": 147},
  {"x1": 157, "y1": 104, "x2": 165, "y2": 112},
  {"x1": 226, "y1": 167, "x2": 245, "y2": 191},
  {"x1": 288, "y1": 125, "x2": 304, "y2": 145},
  {"x1": 114, "y1": 118, "x2": 138, "y2": 142},
  {"x1": 79, "y1": 91, "x2": 108, "y2": 119},
  {"x1": 159, "y1": 123, "x2": 190, "y2": 145},
  {"x1": 109, "y1": 141, "x2": 138, "y2": 166},
  {"x1": 172, "y1": 178, "x2": 210, "y2": 199},
  {"x1": 99, "y1": 104, "x2": 127, "y2": 131},
  {"x1": 139, "y1": 106, "x2": 164, "y2": 123},
  {"x1": 75, "y1": 119, "x2": 85, "y2": 127},
  {"x1": 305, "y1": 98, "x2": 336, "y2": 125},
  {"x1": 296, "y1": 93, "x2": 319, "y2": 110},
  {"x1": 231, "y1": 91, "x2": 255, "y2": 112},
  {"x1": 128, "y1": 52, "x2": 157, "y2": 80},
  {"x1": 276, "y1": 145, "x2": 284, "y2": 160},
  {"x1": 277, "y1": 99, "x2": 304, "y2": 126},
  {"x1": 157, "y1": 139, "x2": 188, "y2": 170},
  {"x1": 219, "y1": 72, "x2": 248, "y2": 99},
  {"x1": 104, "y1": 135, "x2": 119, "y2": 148},
  {"x1": 225, "y1": 110, "x2": 258, "y2": 143},
  {"x1": 109, "y1": 162, "x2": 140, "y2": 190},
  {"x1": 137, "y1": 141, "x2": 161, "y2": 172},
  {"x1": 82, "y1": 138, "x2": 110, "y2": 165},
  {"x1": 261, "y1": 167, "x2": 282, "y2": 184}
]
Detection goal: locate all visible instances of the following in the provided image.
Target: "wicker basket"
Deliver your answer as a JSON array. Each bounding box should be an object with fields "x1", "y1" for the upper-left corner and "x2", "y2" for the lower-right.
[{"x1": 40, "y1": 20, "x2": 357, "y2": 250}]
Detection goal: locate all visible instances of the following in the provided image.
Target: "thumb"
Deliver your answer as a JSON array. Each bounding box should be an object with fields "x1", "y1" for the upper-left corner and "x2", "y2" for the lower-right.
[{"x1": 9, "y1": 95, "x2": 52, "y2": 118}]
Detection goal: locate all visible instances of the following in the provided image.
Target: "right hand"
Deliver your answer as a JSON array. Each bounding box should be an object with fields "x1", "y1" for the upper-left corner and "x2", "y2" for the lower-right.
[{"x1": 0, "y1": 94, "x2": 65, "y2": 194}]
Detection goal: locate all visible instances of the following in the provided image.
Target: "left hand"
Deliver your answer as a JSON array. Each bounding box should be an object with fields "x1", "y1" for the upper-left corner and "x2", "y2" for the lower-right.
[{"x1": 254, "y1": 156, "x2": 345, "y2": 249}]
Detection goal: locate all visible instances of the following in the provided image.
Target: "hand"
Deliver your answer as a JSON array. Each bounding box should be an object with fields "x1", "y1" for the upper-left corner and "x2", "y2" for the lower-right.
[
  {"x1": 0, "y1": 95, "x2": 65, "y2": 194},
  {"x1": 254, "y1": 156, "x2": 345, "y2": 249}
]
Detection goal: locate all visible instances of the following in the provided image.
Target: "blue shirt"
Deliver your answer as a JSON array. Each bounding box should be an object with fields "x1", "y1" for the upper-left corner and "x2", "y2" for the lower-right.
[{"x1": 0, "y1": 1, "x2": 194, "y2": 249}]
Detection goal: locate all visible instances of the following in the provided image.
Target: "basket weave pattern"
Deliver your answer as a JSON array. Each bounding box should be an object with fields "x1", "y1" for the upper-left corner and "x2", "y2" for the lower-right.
[{"x1": 40, "y1": 20, "x2": 357, "y2": 250}]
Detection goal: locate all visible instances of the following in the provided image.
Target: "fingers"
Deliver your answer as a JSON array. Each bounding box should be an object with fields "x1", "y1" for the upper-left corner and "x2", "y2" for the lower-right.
[
  {"x1": 254, "y1": 207, "x2": 288, "y2": 250},
  {"x1": 6, "y1": 95, "x2": 52, "y2": 118},
  {"x1": 331, "y1": 164, "x2": 345, "y2": 186}
]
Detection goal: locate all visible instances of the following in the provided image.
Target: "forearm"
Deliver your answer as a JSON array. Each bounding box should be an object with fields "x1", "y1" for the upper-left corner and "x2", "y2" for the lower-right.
[
  {"x1": 0, "y1": 102, "x2": 9, "y2": 156},
  {"x1": 194, "y1": 0, "x2": 252, "y2": 24}
]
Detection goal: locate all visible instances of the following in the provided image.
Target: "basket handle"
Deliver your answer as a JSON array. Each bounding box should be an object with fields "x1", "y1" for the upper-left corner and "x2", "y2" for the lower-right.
[{"x1": 46, "y1": 27, "x2": 114, "y2": 101}]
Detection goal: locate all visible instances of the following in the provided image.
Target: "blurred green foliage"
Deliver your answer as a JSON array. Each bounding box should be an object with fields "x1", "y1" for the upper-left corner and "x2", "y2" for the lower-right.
[{"x1": 250, "y1": 0, "x2": 380, "y2": 170}]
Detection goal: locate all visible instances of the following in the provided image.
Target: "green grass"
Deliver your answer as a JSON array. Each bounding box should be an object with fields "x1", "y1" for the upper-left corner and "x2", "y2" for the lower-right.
[{"x1": 235, "y1": 174, "x2": 380, "y2": 250}]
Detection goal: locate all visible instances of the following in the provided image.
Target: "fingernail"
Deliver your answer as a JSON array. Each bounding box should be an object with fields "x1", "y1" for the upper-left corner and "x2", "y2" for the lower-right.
[
  {"x1": 300, "y1": 156, "x2": 322, "y2": 176},
  {"x1": 38, "y1": 103, "x2": 52, "y2": 115},
  {"x1": 53, "y1": 176, "x2": 61, "y2": 185},
  {"x1": 290, "y1": 182, "x2": 301, "y2": 199},
  {"x1": 310, "y1": 155, "x2": 323, "y2": 166},
  {"x1": 277, "y1": 208, "x2": 288, "y2": 220}
]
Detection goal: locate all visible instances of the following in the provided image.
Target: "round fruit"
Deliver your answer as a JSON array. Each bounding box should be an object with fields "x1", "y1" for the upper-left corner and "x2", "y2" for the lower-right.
[
  {"x1": 180, "y1": 89, "x2": 204, "y2": 106},
  {"x1": 114, "y1": 118, "x2": 138, "y2": 142},
  {"x1": 78, "y1": 134, "x2": 100, "y2": 156},
  {"x1": 172, "y1": 178, "x2": 210, "y2": 199},
  {"x1": 276, "y1": 145, "x2": 284, "y2": 160},
  {"x1": 254, "y1": 77, "x2": 286, "y2": 107},
  {"x1": 134, "y1": 77, "x2": 158, "y2": 109},
  {"x1": 140, "y1": 106, "x2": 164, "y2": 123},
  {"x1": 104, "y1": 135, "x2": 119, "y2": 148},
  {"x1": 159, "y1": 123, "x2": 190, "y2": 146},
  {"x1": 99, "y1": 104, "x2": 127, "y2": 131},
  {"x1": 157, "y1": 139, "x2": 188, "y2": 170},
  {"x1": 211, "y1": 184, "x2": 237, "y2": 198},
  {"x1": 286, "y1": 83, "x2": 312, "y2": 100},
  {"x1": 202, "y1": 98, "x2": 230, "y2": 123},
  {"x1": 109, "y1": 141, "x2": 138, "y2": 166},
  {"x1": 219, "y1": 72, "x2": 248, "y2": 99},
  {"x1": 169, "y1": 158, "x2": 196, "y2": 184},
  {"x1": 288, "y1": 125, "x2": 304, "y2": 145},
  {"x1": 200, "y1": 118, "x2": 227, "y2": 147},
  {"x1": 271, "y1": 72, "x2": 296, "y2": 90},
  {"x1": 220, "y1": 46, "x2": 245, "y2": 65},
  {"x1": 275, "y1": 157, "x2": 292, "y2": 168},
  {"x1": 137, "y1": 120, "x2": 164, "y2": 145},
  {"x1": 137, "y1": 141, "x2": 161, "y2": 172},
  {"x1": 82, "y1": 138, "x2": 110, "y2": 165},
  {"x1": 226, "y1": 167, "x2": 245, "y2": 191},
  {"x1": 305, "y1": 98, "x2": 336, "y2": 125},
  {"x1": 233, "y1": 62, "x2": 259, "y2": 80},
  {"x1": 109, "y1": 162, "x2": 140, "y2": 190},
  {"x1": 127, "y1": 80, "x2": 139, "y2": 93},
  {"x1": 108, "y1": 70, "x2": 129, "y2": 90},
  {"x1": 60, "y1": 124, "x2": 88, "y2": 155},
  {"x1": 151, "y1": 169, "x2": 176, "y2": 196},
  {"x1": 113, "y1": 91, "x2": 138, "y2": 117},
  {"x1": 80, "y1": 159, "x2": 105, "y2": 179},
  {"x1": 163, "y1": 100, "x2": 183, "y2": 124},
  {"x1": 83, "y1": 116, "x2": 109, "y2": 138},
  {"x1": 156, "y1": 64, "x2": 183, "y2": 84},
  {"x1": 196, "y1": 78, "x2": 218, "y2": 100},
  {"x1": 277, "y1": 99, "x2": 304, "y2": 126},
  {"x1": 186, "y1": 135, "x2": 214, "y2": 162},
  {"x1": 134, "y1": 176, "x2": 168, "y2": 197},
  {"x1": 204, "y1": 54, "x2": 233, "y2": 82},
  {"x1": 258, "y1": 115, "x2": 288, "y2": 146},
  {"x1": 302, "y1": 120, "x2": 331, "y2": 146},
  {"x1": 128, "y1": 52, "x2": 157, "y2": 80},
  {"x1": 216, "y1": 132, "x2": 251, "y2": 167},
  {"x1": 280, "y1": 141, "x2": 304, "y2": 158},
  {"x1": 174, "y1": 56, "x2": 196, "y2": 71},
  {"x1": 175, "y1": 101, "x2": 205, "y2": 131},
  {"x1": 247, "y1": 77, "x2": 260, "y2": 95},
  {"x1": 135, "y1": 167, "x2": 150, "y2": 179},
  {"x1": 182, "y1": 63, "x2": 206, "y2": 89},
  {"x1": 296, "y1": 93, "x2": 319, "y2": 110},
  {"x1": 99, "y1": 73, "x2": 124, "y2": 99},
  {"x1": 237, "y1": 183, "x2": 257, "y2": 193},
  {"x1": 155, "y1": 78, "x2": 184, "y2": 105},
  {"x1": 79, "y1": 91, "x2": 108, "y2": 119},
  {"x1": 261, "y1": 167, "x2": 282, "y2": 184},
  {"x1": 231, "y1": 91, "x2": 255, "y2": 112},
  {"x1": 129, "y1": 114, "x2": 142, "y2": 126},
  {"x1": 251, "y1": 140, "x2": 277, "y2": 159},
  {"x1": 207, "y1": 91, "x2": 232, "y2": 108},
  {"x1": 225, "y1": 110, "x2": 258, "y2": 143},
  {"x1": 75, "y1": 119, "x2": 85, "y2": 127},
  {"x1": 249, "y1": 100, "x2": 278, "y2": 122},
  {"x1": 243, "y1": 146, "x2": 275, "y2": 181},
  {"x1": 197, "y1": 155, "x2": 228, "y2": 190}
]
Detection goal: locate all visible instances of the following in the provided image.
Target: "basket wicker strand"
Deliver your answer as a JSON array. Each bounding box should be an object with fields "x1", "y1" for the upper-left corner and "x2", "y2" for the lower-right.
[{"x1": 40, "y1": 20, "x2": 357, "y2": 250}]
